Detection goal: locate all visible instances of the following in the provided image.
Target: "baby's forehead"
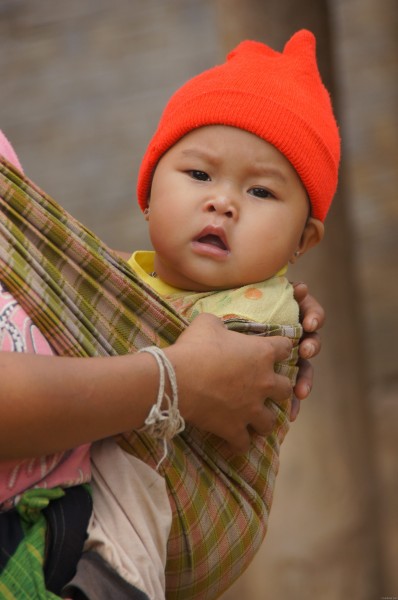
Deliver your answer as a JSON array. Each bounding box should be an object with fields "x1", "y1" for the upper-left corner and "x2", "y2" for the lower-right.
[
  {"x1": 169, "y1": 125, "x2": 302, "y2": 178},
  {"x1": 170, "y1": 125, "x2": 283, "y2": 159}
]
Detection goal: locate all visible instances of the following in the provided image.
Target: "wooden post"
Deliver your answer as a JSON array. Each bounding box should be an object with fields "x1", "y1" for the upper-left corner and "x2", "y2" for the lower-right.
[{"x1": 215, "y1": 1, "x2": 383, "y2": 598}]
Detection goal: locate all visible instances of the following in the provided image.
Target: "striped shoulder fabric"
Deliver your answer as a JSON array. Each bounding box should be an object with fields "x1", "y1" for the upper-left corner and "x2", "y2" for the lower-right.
[
  {"x1": 0, "y1": 158, "x2": 186, "y2": 358},
  {"x1": 0, "y1": 158, "x2": 302, "y2": 599}
]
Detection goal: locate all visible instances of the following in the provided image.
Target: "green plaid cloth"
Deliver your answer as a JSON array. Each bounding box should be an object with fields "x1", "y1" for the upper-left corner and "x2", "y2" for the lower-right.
[
  {"x1": 0, "y1": 158, "x2": 302, "y2": 599},
  {"x1": 0, "y1": 488, "x2": 65, "y2": 600}
]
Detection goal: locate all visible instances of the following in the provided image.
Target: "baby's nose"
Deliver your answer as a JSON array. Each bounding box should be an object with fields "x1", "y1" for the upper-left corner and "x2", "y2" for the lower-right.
[{"x1": 203, "y1": 195, "x2": 238, "y2": 219}]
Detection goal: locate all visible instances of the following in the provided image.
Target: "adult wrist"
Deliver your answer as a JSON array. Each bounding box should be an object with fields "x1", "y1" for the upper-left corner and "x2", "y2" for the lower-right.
[{"x1": 138, "y1": 347, "x2": 185, "y2": 465}]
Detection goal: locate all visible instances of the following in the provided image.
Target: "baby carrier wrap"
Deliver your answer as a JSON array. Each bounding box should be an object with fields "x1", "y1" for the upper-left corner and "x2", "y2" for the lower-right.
[{"x1": 0, "y1": 158, "x2": 301, "y2": 599}]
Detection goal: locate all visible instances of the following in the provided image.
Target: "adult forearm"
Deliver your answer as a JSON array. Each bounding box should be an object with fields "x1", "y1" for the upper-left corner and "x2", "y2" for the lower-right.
[
  {"x1": 0, "y1": 351, "x2": 157, "y2": 459},
  {"x1": 0, "y1": 313, "x2": 297, "y2": 460}
]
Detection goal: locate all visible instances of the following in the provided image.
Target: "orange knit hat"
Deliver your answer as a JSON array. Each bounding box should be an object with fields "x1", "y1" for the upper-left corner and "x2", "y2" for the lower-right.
[{"x1": 137, "y1": 29, "x2": 340, "y2": 222}]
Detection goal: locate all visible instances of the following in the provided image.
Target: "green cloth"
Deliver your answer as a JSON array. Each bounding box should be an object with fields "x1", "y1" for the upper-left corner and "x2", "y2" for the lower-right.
[
  {"x1": 0, "y1": 157, "x2": 302, "y2": 600},
  {"x1": 0, "y1": 488, "x2": 65, "y2": 600}
]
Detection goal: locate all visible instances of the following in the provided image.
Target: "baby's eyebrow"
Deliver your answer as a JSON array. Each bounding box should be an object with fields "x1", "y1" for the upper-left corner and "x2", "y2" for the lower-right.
[
  {"x1": 179, "y1": 147, "x2": 220, "y2": 163},
  {"x1": 179, "y1": 148, "x2": 289, "y2": 185},
  {"x1": 250, "y1": 164, "x2": 288, "y2": 184}
]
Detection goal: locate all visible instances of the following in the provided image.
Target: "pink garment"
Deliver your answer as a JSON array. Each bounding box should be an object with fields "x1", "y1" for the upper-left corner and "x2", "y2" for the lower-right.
[
  {"x1": 0, "y1": 283, "x2": 91, "y2": 512},
  {"x1": 0, "y1": 132, "x2": 91, "y2": 510},
  {"x1": 0, "y1": 129, "x2": 24, "y2": 172}
]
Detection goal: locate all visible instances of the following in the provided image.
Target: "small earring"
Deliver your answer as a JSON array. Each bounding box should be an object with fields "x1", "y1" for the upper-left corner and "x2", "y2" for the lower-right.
[
  {"x1": 294, "y1": 250, "x2": 300, "y2": 258},
  {"x1": 143, "y1": 207, "x2": 150, "y2": 217}
]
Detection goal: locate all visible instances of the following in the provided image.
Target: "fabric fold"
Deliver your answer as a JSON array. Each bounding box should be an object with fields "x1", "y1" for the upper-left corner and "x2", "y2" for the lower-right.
[{"x1": 0, "y1": 157, "x2": 301, "y2": 599}]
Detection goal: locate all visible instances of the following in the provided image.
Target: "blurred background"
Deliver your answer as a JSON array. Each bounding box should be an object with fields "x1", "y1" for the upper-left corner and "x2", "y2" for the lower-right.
[{"x1": 1, "y1": 0, "x2": 397, "y2": 598}]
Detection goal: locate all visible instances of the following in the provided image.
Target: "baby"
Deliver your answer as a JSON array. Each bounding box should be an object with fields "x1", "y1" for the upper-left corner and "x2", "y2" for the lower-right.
[{"x1": 66, "y1": 29, "x2": 340, "y2": 600}]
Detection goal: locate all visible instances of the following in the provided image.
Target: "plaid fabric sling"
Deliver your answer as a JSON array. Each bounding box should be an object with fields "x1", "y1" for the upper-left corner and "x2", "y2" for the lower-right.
[{"x1": 0, "y1": 157, "x2": 302, "y2": 599}]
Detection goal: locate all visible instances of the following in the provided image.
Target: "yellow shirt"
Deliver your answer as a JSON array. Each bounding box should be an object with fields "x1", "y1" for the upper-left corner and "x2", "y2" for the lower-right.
[{"x1": 128, "y1": 251, "x2": 299, "y2": 325}]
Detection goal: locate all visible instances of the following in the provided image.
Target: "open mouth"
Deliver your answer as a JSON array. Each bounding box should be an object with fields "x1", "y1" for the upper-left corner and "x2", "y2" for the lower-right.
[
  {"x1": 192, "y1": 226, "x2": 230, "y2": 257},
  {"x1": 195, "y1": 225, "x2": 229, "y2": 249},
  {"x1": 197, "y1": 233, "x2": 228, "y2": 251}
]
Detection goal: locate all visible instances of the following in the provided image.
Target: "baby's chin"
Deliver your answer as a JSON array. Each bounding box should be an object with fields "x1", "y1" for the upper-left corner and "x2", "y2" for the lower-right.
[
  {"x1": 161, "y1": 273, "x2": 233, "y2": 293},
  {"x1": 164, "y1": 273, "x2": 270, "y2": 293},
  {"x1": 156, "y1": 260, "x2": 277, "y2": 292}
]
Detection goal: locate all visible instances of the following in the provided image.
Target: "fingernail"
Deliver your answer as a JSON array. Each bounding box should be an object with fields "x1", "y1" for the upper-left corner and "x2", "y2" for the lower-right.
[
  {"x1": 311, "y1": 318, "x2": 319, "y2": 332},
  {"x1": 302, "y1": 343, "x2": 315, "y2": 359},
  {"x1": 304, "y1": 384, "x2": 311, "y2": 397}
]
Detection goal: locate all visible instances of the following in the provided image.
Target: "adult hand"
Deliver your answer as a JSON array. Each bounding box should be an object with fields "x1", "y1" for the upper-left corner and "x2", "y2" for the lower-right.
[
  {"x1": 290, "y1": 282, "x2": 326, "y2": 421},
  {"x1": 165, "y1": 313, "x2": 293, "y2": 452}
]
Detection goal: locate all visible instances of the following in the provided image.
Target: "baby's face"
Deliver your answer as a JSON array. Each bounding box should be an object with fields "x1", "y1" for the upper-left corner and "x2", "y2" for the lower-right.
[{"x1": 146, "y1": 125, "x2": 321, "y2": 291}]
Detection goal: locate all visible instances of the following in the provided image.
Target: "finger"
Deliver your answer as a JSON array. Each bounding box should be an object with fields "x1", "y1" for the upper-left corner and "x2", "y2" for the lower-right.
[
  {"x1": 292, "y1": 281, "x2": 308, "y2": 303},
  {"x1": 289, "y1": 396, "x2": 301, "y2": 421},
  {"x1": 294, "y1": 358, "x2": 313, "y2": 400},
  {"x1": 293, "y1": 283, "x2": 325, "y2": 333},
  {"x1": 267, "y1": 372, "x2": 293, "y2": 404},
  {"x1": 249, "y1": 406, "x2": 277, "y2": 437},
  {"x1": 267, "y1": 336, "x2": 294, "y2": 363},
  {"x1": 191, "y1": 311, "x2": 226, "y2": 330},
  {"x1": 299, "y1": 331, "x2": 321, "y2": 359},
  {"x1": 301, "y1": 296, "x2": 325, "y2": 333}
]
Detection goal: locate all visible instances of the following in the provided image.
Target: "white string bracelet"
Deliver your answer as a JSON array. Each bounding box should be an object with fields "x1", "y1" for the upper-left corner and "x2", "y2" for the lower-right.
[{"x1": 138, "y1": 347, "x2": 185, "y2": 466}]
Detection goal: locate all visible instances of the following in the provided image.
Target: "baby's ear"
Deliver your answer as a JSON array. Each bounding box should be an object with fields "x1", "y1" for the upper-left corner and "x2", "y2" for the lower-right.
[{"x1": 290, "y1": 218, "x2": 324, "y2": 263}]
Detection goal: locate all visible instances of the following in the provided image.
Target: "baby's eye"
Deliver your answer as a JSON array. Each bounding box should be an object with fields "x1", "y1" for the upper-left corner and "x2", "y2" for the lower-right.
[
  {"x1": 248, "y1": 187, "x2": 274, "y2": 199},
  {"x1": 188, "y1": 170, "x2": 211, "y2": 181}
]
